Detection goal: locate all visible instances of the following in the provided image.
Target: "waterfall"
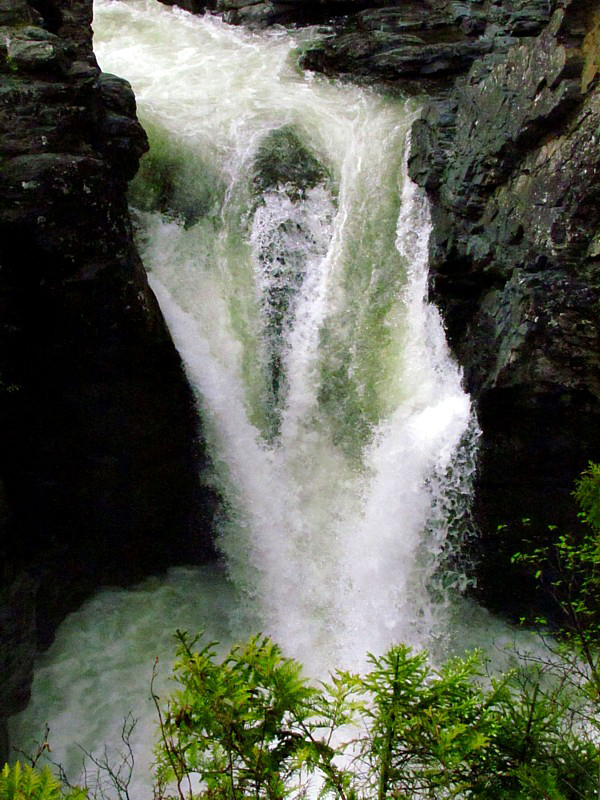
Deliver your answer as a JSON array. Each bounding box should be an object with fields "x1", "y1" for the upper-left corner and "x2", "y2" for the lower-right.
[
  {"x1": 10, "y1": 0, "x2": 484, "y2": 791},
  {"x1": 93, "y1": 0, "x2": 476, "y2": 669}
]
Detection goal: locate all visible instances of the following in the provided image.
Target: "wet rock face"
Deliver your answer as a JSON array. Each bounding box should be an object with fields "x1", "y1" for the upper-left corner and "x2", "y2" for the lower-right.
[
  {"x1": 408, "y1": 0, "x2": 600, "y2": 612},
  {"x1": 250, "y1": 126, "x2": 334, "y2": 429},
  {"x1": 0, "y1": 0, "x2": 217, "y2": 742},
  {"x1": 295, "y1": 0, "x2": 552, "y2": 90},
  {"x1": 300, "y1": 1, "x2": 494, "y2": 88},
  {"x1": 251, "y1": 125, "x2": 330, "y2": 200},
  {"x1": 158, "y1": 0, "x2": 380, "y2": 28}
]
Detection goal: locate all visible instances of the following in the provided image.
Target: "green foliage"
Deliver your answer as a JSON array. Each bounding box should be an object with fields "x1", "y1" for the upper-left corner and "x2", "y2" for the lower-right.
[
  {"x1": 574, "y1": 461, "x2": 600, "y2": 534},
  {"x1": 154, "y1": 632, "x2": 600, "y2": 800},
  {"x1": 0, "y1": 763, "x2": 86, "y2": 800},
  {"x1": 153, "y1": 631, "x2": 356, "y2": 800},
  {"x1": 482, "y1": 667, "x2": 600, "y2": 800},
  {"x1": 358, "y1": 645, "x2": 498, "y2": 799},
  {"x1": 356, "y1": 647, "x2": 600, "y2": 800},
  {"x1": 501, "y1": 463, "x2": 600, "y2": 797},
  {"x1": 511, "y1": 463, "x2": 600, "y2": 698}
]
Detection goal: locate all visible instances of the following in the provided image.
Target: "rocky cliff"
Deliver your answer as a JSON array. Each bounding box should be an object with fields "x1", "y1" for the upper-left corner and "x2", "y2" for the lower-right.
[
  {"x1": 161, "y1": 0, "x2": 600, "y2": 613},
  {"x1": 408, "y1": 0, "x2": 600, "y2": 611},
  {"x1": 0, "y1": 0, "x2": 216, "y2": 759},
  {"x1": 303, "y1": 0, "x2": 600, "y2": 612}
]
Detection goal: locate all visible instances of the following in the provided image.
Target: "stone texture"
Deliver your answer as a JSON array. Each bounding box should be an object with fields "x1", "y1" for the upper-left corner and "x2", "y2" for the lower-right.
[
  {"x1": 300, "y1": 2, "x2": 493, "y2": 88},
  {"x1": 249, "y1": 126, "x2": 334, "y2": 422},
  {"x1": 0, "y1": 0, "x2": 218, "y2": 751},
  {"x1": 251, "y1": 124, "x2": 331, "y2": 200},
  {"x1": 408, "y1": 0, "x2": 600, "y2": 613},
  {"x1": 296, "y1": 0, "x2": 552, "y2": 88}
]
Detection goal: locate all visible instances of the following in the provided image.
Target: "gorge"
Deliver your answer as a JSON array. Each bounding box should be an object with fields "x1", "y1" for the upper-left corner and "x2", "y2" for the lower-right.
[{"x1": 1, "y1": 0, "x2": 599, "y2": 783}]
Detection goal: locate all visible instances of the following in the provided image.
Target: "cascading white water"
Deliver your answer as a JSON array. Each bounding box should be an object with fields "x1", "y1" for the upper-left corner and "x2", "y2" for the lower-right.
[
  {"x1": 10, "y1": 0, "x2": 491, "y2": 791},
  {"x1": 90, "y1": 0, "x2": 476, "y2": 671}
]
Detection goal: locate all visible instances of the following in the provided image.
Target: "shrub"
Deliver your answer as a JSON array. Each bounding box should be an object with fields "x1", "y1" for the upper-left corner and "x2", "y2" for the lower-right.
[
  {"x1": 574, "y1": 461, "x2": 600, "y2": 534},
  {"x1": 0, "y1": 762, "x2": 86, "y2": 800},
  {"x1": 512, "y1": 463, "x2": 600, "y2": 698},
  {"x1": 154, "y1": 633, "x2": 599, "y2": 799}
]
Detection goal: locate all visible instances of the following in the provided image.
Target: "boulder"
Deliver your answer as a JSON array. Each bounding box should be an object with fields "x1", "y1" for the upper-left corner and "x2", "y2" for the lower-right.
[
  {"x1": 251, "y1": 124, "x2": 330, "y2": 200},
  {"x1": 250, "y1": 126, "x2": 334, "y2": 428},
  {"x1": 300, "y1": 2, "x2": 493, "y2": 87}
]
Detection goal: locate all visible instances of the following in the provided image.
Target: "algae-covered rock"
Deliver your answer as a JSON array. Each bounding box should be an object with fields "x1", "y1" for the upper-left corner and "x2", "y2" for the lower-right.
[
  {"x1": 251, "y1": 124, "x2": 331, "y2": 200},
  {"x1": 250, "y1": 125, "x2": 334, "y2": 430},
  {"x1": 130, "y1": 119, "x2": 226, "y2": 227}
]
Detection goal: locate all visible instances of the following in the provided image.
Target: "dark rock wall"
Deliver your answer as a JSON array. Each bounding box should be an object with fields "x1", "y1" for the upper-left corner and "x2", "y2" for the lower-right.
[
  {"x1": 0, "y1": 0, "x2": 217, "y2": 757},
  {"x1": 298, "y1": 0, "x2": 555, "y2": 90},
  {"x1": 408, "y1": 0, "x2": 600, "y2": 612},
  {"x1": 161, "y1": 0, "x2": 600, "y2": 615}
]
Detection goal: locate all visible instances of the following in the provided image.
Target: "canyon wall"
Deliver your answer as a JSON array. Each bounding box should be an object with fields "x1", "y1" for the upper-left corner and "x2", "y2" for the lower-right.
[
  {"x1": 0, "y1": 0, "x2": 216, "y2": 759},
  {"x1": 408, "y1": 0, "x2": 600, "y2": 611}
]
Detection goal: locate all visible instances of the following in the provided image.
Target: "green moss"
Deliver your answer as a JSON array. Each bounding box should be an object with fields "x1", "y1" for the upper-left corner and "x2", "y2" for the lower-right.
[
  {"x1": 129, "y1": 118, "x2": 226, "y2": 228},
  {"x1": 251, "y1": 124, "x2": 331, "y2": 201}
]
